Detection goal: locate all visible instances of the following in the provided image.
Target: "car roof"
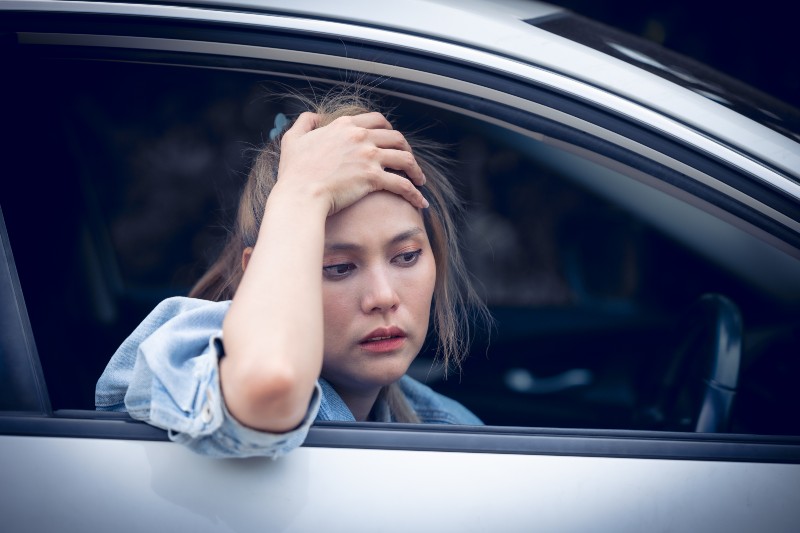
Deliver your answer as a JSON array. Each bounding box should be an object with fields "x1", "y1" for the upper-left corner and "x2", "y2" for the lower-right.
[{"x1": 6, "y1": 0, "x2": 800, "y2": 189}]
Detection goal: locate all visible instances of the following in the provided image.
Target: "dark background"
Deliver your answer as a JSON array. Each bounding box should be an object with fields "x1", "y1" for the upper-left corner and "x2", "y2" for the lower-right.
[{"x1": 545, "y1": 0, "x2": 798, "y2": 110}]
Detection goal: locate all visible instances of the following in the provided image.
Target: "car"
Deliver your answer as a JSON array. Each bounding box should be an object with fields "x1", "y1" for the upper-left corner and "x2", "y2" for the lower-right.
[{"x1": 2, "y1": 0, "x2": 799, "y2": 531}]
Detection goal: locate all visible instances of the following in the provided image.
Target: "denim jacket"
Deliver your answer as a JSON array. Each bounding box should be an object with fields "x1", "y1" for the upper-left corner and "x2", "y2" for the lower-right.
[{"x1": 96, "y1": 297, "x2": 481, "y2": 458}]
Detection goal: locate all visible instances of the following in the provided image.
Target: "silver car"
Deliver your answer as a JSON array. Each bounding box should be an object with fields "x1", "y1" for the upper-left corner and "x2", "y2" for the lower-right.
[{"x1": 2, "y1": 1, "x2": 799, "y2": 531}]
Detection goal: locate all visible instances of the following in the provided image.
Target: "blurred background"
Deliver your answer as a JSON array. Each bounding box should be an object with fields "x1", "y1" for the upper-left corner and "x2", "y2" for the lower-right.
[{"x1": 546, "y1": 0, "x2": 799, "y2": 110}]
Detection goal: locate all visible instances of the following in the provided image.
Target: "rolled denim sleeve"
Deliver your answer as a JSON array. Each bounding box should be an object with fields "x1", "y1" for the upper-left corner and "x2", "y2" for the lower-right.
[{"x1": 96, "y1": 296, "x2": 321, "y2": 458}]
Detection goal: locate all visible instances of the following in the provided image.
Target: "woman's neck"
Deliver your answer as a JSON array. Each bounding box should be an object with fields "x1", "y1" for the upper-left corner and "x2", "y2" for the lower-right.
[{"x1": 334, "y1": 386, "x2": 382, "y2": 422}]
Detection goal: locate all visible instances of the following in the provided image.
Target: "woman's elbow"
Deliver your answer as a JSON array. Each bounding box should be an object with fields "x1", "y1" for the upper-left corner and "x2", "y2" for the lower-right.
[{"x1": 219, "y1": 357, "x2": 315, "y2": 432}]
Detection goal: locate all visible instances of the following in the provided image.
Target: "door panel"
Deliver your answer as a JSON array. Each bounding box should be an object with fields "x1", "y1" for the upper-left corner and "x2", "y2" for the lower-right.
[{"x1": 1, "y1": 434, "x2": 799, "y2": 532}]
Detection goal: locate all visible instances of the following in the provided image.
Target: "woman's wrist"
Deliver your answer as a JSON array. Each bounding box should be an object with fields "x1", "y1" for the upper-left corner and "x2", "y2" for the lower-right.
[{"x1": 267, "y1": 178, "x2": 332, "y2": 220}]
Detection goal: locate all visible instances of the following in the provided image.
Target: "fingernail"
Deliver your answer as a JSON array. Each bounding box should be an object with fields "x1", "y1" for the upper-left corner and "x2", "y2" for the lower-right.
[{"x1": 422, "y1": 198, "x2": 430, "y2": 209}]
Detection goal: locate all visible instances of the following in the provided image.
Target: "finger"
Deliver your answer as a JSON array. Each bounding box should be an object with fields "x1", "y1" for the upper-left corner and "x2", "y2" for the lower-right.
[
  {"x1": 282, "y1": 112, "x2": 318, "y2": 140},
  {"x1": 346, "y1": 111, "x2": 393, "y2": 130},
  {"x1": 368, "y1": 129, "x2": 413, "y2": 153},
  {"x1": 377, "y1": 171, "x2": 429, "y2": 209},
  {"x1": 378, "y1": 149, "x2": 426, "y2": 186}
]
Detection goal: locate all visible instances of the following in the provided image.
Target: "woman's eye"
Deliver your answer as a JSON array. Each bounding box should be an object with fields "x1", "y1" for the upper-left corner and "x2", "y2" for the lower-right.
[
  {"x1": 322, "y1": 263, "x2": 355, "y2": 279},
  {"x1": 393, "y1": 249, "x2": 422, "y2": 266}
]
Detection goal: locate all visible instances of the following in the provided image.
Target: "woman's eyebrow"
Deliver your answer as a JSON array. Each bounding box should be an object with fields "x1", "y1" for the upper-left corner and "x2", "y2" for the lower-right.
[
  {"x1": 324, "y1": 227, "x2": 425, "y2": 252},
  {"x1": 389, "y1": 227, "x2": 425, "y2": 245}
]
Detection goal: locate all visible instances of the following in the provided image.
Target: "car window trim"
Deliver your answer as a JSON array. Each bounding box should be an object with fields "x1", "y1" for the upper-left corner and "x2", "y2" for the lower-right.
[{"x1": 1, "y1": 413, "x2": 799, "y2": 464}]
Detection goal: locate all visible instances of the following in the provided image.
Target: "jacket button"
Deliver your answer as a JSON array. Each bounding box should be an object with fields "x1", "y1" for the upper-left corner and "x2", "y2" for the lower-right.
[{"x1": 201, "y1": 403, "x2": 213, "y2": 424}]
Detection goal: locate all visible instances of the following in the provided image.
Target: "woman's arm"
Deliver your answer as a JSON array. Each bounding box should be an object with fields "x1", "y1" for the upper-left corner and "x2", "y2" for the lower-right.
[{"x1": 220, "y1": 112, "x2": 426, "y2": 432}]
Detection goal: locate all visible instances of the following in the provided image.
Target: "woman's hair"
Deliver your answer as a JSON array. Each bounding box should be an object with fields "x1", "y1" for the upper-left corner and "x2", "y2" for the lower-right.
[{"x1": 190, "y1": 88, "x2": 490, "y2": 422}]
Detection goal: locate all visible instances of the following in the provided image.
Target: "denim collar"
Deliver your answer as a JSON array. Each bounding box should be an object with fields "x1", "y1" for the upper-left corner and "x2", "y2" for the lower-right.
[{"x1": 316, "y1": 378, "x2": 391, "y2": 422}]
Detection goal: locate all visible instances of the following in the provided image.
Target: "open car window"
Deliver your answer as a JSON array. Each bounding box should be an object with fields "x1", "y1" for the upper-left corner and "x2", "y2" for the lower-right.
[
  {"x1": 3, "y1": 49, "x2": 798, "y2": 439},
  {"x1": 0, "y1": 1, "x2": 798, "y2": 447}
]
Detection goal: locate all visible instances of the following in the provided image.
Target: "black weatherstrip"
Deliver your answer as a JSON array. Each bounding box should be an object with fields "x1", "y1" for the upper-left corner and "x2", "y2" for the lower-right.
[
  {"x1": 2, "y1": 414, "x2": 799, "y2": 464},
  {"x1": 304, "y1": 422, "x2": 800, "y2": 464}
]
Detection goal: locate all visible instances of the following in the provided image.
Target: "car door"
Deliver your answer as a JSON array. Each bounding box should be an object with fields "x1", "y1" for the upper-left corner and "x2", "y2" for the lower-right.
[{"x1": 2, "y1": 2, "x2": 800, "y2": 532}]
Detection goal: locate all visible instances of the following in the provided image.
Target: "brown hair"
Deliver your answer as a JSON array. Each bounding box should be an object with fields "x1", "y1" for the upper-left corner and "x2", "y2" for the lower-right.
[{"x1": 190, "y1": 89, "x2": 490, "y2": 422}]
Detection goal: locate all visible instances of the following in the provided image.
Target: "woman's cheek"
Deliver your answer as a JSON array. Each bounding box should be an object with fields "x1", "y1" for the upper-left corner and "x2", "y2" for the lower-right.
[
  {"x1": 418, "y1": 254, "x2": 437, "y2": 304},
  {"x1": 322, "y1": 284, "x2": 352, "y2": 327}
]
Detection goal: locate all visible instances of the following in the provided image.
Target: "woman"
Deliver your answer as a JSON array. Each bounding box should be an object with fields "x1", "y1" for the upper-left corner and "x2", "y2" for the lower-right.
[{"x1": 96, "y1": 92, "x2": 489, "y2": 457}]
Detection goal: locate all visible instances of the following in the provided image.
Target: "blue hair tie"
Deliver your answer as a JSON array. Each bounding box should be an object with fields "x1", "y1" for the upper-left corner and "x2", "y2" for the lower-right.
[{"x1": 269, "y1": 112, "x2": 289, "y2": 140}]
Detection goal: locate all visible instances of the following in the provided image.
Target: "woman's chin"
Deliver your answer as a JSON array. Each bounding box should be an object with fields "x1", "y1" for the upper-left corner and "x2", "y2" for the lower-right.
[{"x1": 324, "y1": 358, "x2": 415, "y2": 392}]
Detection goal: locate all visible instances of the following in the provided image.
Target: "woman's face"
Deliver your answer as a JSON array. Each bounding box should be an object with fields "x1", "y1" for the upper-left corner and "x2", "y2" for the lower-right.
[{"x1": 320, "y1": 191, "x2": 436, "y2": 395}]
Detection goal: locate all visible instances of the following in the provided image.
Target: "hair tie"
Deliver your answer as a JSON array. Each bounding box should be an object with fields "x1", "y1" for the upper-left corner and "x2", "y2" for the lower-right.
[{"x1": 269, "y1": 112, "x2": 289, "y2": 140}]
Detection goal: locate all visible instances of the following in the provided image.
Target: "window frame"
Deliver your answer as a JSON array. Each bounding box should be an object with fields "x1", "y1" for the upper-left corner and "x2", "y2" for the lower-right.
[{"x1": 2, "y1": 7, "x2": 800, "y2": 465}]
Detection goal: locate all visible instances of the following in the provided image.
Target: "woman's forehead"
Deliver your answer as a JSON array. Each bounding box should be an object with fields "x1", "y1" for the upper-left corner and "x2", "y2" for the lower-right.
[{"x1": 324, "y1": 191, "x2": 426, "y2": 247}]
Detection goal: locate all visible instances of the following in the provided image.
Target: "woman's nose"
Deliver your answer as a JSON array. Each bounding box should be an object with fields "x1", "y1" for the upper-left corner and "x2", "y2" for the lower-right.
[{"x1": 360, "y1": 267, "x2": 400, "y2": 313}]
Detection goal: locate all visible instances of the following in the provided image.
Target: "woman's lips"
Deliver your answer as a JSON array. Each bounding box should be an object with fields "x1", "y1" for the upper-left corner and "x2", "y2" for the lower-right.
[
  {"x1": 360, "y1": 327, "x2": 407, "y2": 353},
  {"x1": 360, "y1": 337, "x2": 406, "y2": 353}
]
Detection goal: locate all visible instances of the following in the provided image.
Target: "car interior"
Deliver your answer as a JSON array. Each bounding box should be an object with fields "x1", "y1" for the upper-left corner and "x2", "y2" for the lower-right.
[{"x1": 4, "y1": 55, "x2": 800, "y2": 437}]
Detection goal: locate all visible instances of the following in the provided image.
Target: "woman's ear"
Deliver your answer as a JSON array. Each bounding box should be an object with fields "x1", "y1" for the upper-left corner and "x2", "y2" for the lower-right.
[{"x1": 241, "y1": 247, "x2": 254, "y2": 272}]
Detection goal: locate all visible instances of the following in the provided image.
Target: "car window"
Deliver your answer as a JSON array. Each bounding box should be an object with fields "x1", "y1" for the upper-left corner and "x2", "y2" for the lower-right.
[{"x1": 4, "y1": 51, "x2": 799, "y2": 438}]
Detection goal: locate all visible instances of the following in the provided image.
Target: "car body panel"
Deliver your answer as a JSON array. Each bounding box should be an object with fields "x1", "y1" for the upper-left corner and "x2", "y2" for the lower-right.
[{"x1": 2, "y1": 434, "x2": 800, "y2": 533}]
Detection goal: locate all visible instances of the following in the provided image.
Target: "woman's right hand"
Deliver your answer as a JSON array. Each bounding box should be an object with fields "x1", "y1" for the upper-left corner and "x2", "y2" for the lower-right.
[{"x1": 274, "y1": 111, "x2": 428, "y2": 215}]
